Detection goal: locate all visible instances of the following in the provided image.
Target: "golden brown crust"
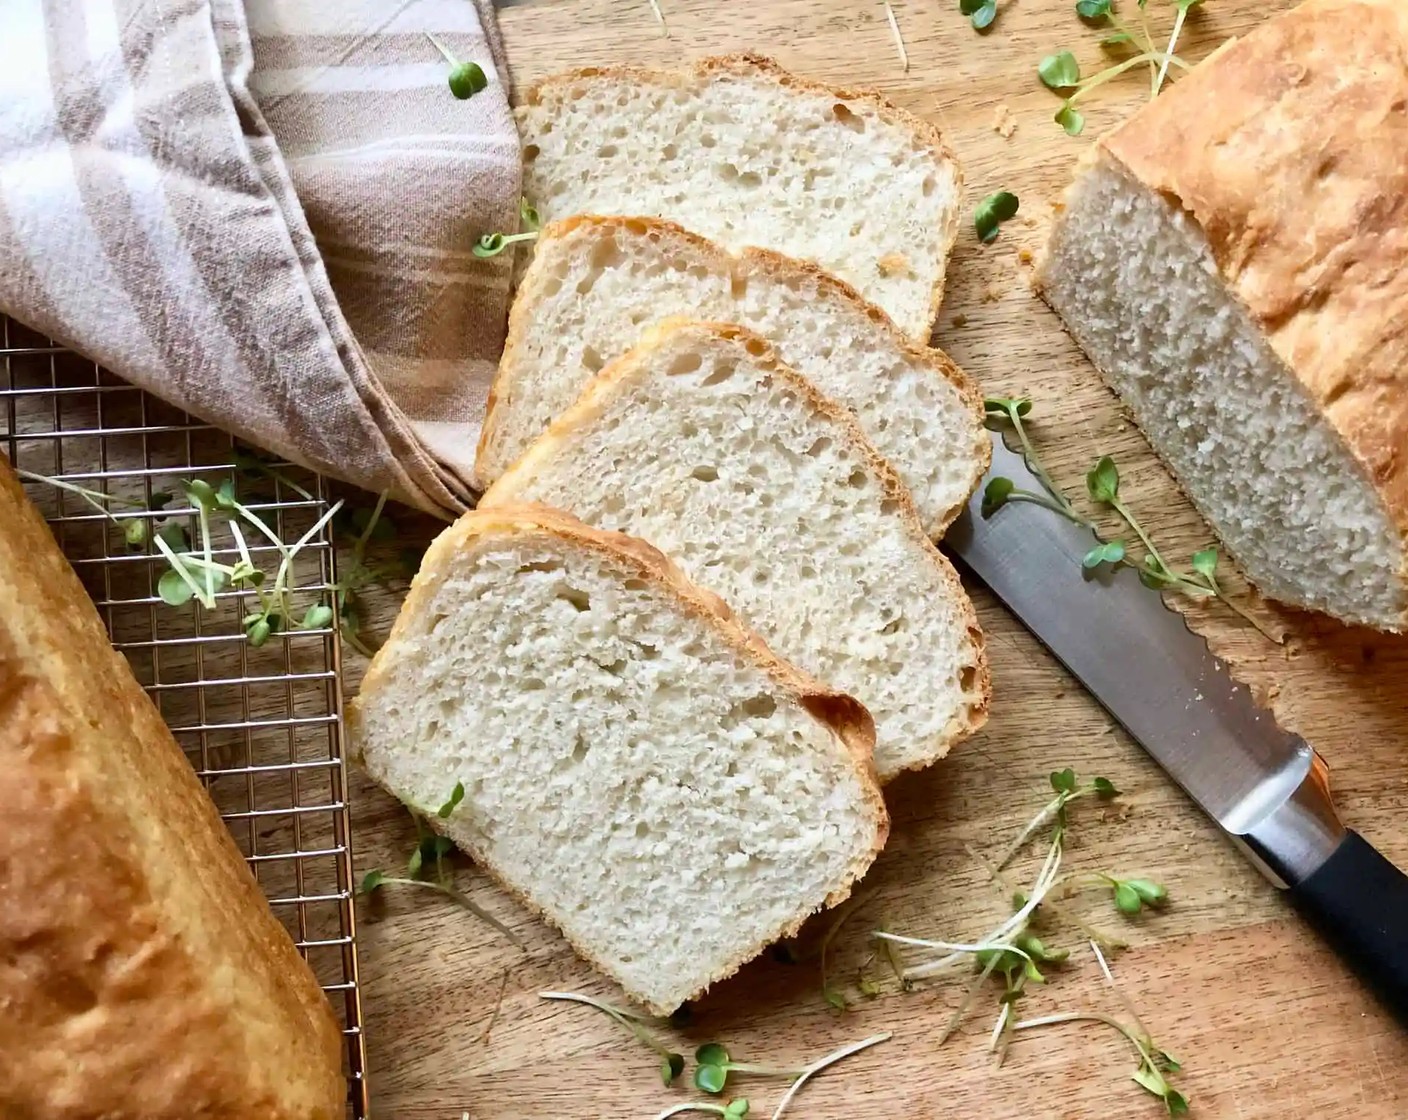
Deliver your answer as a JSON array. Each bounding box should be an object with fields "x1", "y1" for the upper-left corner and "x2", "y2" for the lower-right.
[
  {"x1": 516, "y1": 53, "x2": 962, "y2": 341},
  {"x1": 350, "y1": 502, "x2": 890, "y2": 1013},
  {"x1": 479, "y1": 214, "x2": 990, "y2": 535},
  {"x1": 1095, "y1": 0, "x2": 1408, "y2": 605},
  {"x1": 482, "y1": 317, "x2": 990, "y2": 777},
  {"x1": 0, "y1": 460, "x2": 345, "y2": 1119}
]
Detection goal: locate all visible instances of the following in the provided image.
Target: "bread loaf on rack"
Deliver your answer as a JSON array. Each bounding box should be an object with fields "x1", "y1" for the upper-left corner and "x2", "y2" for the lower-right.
[{"x1": 0, "y1": 457, "x2": 345, "y2": 1120}]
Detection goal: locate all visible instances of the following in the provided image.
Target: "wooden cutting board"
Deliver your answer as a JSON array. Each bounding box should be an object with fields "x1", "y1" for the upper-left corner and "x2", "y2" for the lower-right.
[{"x1": 346, "y1": 2, "x2": 1408, "y2": 1116}]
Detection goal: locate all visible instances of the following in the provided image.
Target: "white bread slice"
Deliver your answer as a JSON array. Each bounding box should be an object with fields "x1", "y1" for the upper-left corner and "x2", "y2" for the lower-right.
[
  {"x1": 1037, "y1": 0, "x2": 1408, "y2": 631},
  {"x1": 476, "y1": 216, "x2": 988, "y2": 537},
  {"x1": 516, "y1": 54, "x2": 962, "y2": 341},
  {"x1": 348, "y1": 504, "x2": 888, "y2": 1014},
  {"x1": 481, "y1": 322, "x2": 990, "y2": 782}
]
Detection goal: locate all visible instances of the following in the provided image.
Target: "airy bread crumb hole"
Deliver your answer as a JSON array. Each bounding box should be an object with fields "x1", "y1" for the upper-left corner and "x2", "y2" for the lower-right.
[
  {"x1": 691, "y1": 465, "x2": 719, "y2": 482},
  {"x1": 668, "y1": 351, "x2": 704, "y2": 376}
]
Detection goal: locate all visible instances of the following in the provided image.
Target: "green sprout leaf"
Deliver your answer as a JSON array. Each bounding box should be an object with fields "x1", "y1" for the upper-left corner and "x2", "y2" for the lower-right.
[
  {"x1": 1093, "y1": 776, "x2": 1120, "y2": 798},
  {"x1": 959, "y1": 0, "x2": 998, "y2": 30},
  {"x1": 1038, "y1": 51, "x2": 1081, "y2": 90},
  {"x1": 1015, "y1": 934, "x2": 1069, "y2": 964},
  {"x1": 824, "y1": 987, "x2": 849, "y2": 1012},
  {"x1": 1132, "y1": 1062, "x2": 1170, "y2": 1098},
  {"x1": 299, "y1": 603, "x2": 335, "y2": 630},
  {"x1": 1164, "y1": 1089, "x2": 1190, "y2": 1116},
  {"x1": 1114, "y1": 881, "x2": 1143, "y2": 914},
  {"x1": 661, "y1": 1052, "x2": 686, "y2": 1085},
  {"x1": 724, "y1": 1101, "x2": 750, "y2": 1120},
  {"x1": 1076, "y1": 0, "x2": 1111, "y2": 15},
  {"x1": 695, "y1": 1061, "x2": 729, "y2": 1095},
  {"x1": 474, "y1": 233, "x2": 508, "y2": 258},
  {"x1": 1192, "y1": 548, "x2": 1218, "y2": 579},
  {"x1": 520, "y1": 196, "x2": 542, "y2": 232},
  {"x1": 1083, "y1": 539, "x2": 1126, "y2": 569},
  {"x1": 360, "y1": 869, "x2": 387, "y2": 895},
  {"x1": 983, "y1": 395, "x2": 1033, "y2": 419},
  {"x1": 982, "y1": 476, "x2": 1015, "y2": 518},
  {"x1": 157, "y1": 568, "x2": 196, "y2": 606},
  {"x1": 183, "y1": 478, "x2": 217, "y2": 510},
  {"x1": 1126, "y1": 879, "x2": 1168, "y2": 906},
  {"x1": 1050, "y1": 767, "x2": 1078, "y2": 794},
  {"x1": 123, "y1": 518, "x2": 149, "y2": 549},
  {"x1": 974, "y1": 190, "x2": 1020, "y2": 243},
  {"x1": 1055, "y1": 102, "x2": 1086, "y2": 136},
  {"x1": 449, "y1": 60, "x2": 488, "y2": 99},
  {"x1": 1101, "y1": 30, "x2": 1133, "y2": 44},
  {"x1": 437, "y1": 780, "x2": 466, "y2": 819},
  {"x1": 1086, "y1": 455, "x2": 1121, "y2": 504}
]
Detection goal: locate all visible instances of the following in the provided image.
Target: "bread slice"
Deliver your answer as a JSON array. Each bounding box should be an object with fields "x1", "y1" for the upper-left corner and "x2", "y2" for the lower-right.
[
  {"x1": 476, "y1": 216, "x2": 988, "y2": 537},
  {"x1": 0, "y1": 459, "x2": 344, "y2": 1119},
  {"x1": 480, "y1": 321, "x2": 990, "y2": 782},
  {"x1": 516, "y1": 54, "x2": 962, "y2": 341},
  {"x1": 1037, "y1": 0, "x2": 1408, "y2": 631},
  {"x1": 348, "y1": 504, "x2": 888, "y2": 1014}
]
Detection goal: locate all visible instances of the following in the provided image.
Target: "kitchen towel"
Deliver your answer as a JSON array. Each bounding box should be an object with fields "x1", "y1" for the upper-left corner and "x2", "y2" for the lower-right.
[{"x1": 0, "y1": 0, "x2": 523, "y2": 517}]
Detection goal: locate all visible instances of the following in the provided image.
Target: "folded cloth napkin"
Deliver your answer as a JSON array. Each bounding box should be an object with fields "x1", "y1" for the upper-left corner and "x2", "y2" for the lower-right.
[{"x1": 0, "y1": 0, "x2": 522, "y2": 517}]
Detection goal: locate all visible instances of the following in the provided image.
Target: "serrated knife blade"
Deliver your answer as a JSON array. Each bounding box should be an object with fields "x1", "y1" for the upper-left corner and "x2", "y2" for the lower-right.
[{"x1": 944, "y1": 432, "x2": 1408, "y2": 1021}]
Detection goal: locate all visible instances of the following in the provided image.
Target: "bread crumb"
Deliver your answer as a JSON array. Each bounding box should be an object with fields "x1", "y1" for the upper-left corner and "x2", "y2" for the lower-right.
[
  {"x1": 993, "y1": 104, "x2": 1017, "y2": 139},
  {"x1": 983, "y1": 283, "x2": 1003, "y2": 303},
  {"x1": 877, "y1": 251, "x2": 912, "y2": 278},
  {"x1": 1018, "y1": 248, "x2": 1034, "y2": 264},
  {"x1": 952, "y1": 313, "x2": 969, "y2": 328}
]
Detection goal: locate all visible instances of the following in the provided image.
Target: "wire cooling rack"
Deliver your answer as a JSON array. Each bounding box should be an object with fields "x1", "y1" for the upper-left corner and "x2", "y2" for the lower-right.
[{"x1": 0, "y1": 315, "x2": 369, "y2": 1119}]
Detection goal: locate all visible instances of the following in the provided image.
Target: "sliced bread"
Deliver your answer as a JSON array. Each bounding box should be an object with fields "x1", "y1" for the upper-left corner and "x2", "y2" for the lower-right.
[
  {"x1": 515, "y1": 54, "x2": 962, "y2": 341},
  {"x1": 348, "y1": 504, "x2": 888, "y2": 1014},
  {"x1": 480, "y1": 322, "x2": 990, "y2": 781},
  {"x1": 1037, "y1": 0, "x2": 1408, "y2": 631},
  {"x1": 476, "y1": 216, "x2": 988, "y2": 537}
]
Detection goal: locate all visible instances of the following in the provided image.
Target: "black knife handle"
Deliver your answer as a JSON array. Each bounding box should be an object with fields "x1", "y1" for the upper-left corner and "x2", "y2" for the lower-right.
[{"x1": 1290, "y1": 830, "x2": 1408, "y2": 1023}]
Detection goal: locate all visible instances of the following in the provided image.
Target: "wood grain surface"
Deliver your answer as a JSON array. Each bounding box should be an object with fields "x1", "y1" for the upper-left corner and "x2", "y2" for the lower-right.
[{"x1": 345, "y1": 2, "x2": 1408, "y2": 1117}]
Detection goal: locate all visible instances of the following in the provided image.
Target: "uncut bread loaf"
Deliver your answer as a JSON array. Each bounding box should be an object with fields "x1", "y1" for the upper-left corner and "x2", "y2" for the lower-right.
[
  {"x1": 348, "y1": 504, "x2": 888, "y2": 1014},
  {"x1": 515, "y1": 54, "x2": 962, "y2": 341},
  {"x1": 481, "y1": 321, "x2": 990, "y2": 782},
  {"x1": 0, "y1": 458, "x2": 344, "y2": 1120},
  {"x1": 475, "y1": 216, "x2": 987, "y2": 536},
  {"x1": 1037, "y1": 0, "x2": 1408, "y2": 631}
]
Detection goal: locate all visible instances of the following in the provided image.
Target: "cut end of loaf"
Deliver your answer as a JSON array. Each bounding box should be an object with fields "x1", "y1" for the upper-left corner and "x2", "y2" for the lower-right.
[
  {"x1": 1038, "y1": 153, "x2": 1408, "y2": 632},
  {"x1": 482, "y1": 321, "x2": 990, "y2": 781},
  {"x1": 479, "y1": 214, "x2": 987, "y2": 538},
  {"x1": 515, "y1": 55, "x2": 962, "y2": 341},
  {"x1": 349, "y1": 505, "x2": 887, "y2": 1013}
]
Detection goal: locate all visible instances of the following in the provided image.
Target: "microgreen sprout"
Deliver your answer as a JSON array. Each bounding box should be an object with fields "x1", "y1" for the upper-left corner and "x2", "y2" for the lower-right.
[
  {"x1": 425, "y1": 32, "x2": 488, "y2": 99},
  {"x1": 983, "y1": 398, "x2": 1282, "y2": 640},
  {"x1": 474, "y1": 198, "x2": 543, "y2": 259},
  {"x1": 816, "y1": 888, "x2": 876, "y2": 1011},
  {"x1": 359, "y1": 866, "x2": 522, "y2": 946},
  {"x1": 974, "y1": 191, "x2": 1020, "y2": 243},
  {"x1": 1014, "y1": 943, "x2": 1189, "y2": 1114},
  {"x1": 1039, "y1": 0, "x2": 1201, "y2": 134},
  {"x1": 540, "y1": 991, "x2": 685, "y2": 1085},
  {"x1": 437, "y1": 780, "x2": 466, "y2": 819},
  {"x1": 654, "y1": 1103, "x2": 749, "y2": 1120},
  {"x1": 768, "y1": 1034, "x2": 890, "y2": 1120},
  {"x1": 959, "y1": 0, "x2": 998, "y2": 31},
  {"x1": 331, "y1": 491, "x2": 419, "y2": 658}
]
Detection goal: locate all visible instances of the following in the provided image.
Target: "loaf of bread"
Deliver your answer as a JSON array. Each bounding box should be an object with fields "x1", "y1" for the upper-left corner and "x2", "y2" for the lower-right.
[
  {"x1": 476, "y1": 216, "x2": 987, "y2": 537},
  {"x1": 348, "y1": 504, "x2": 888, "y2": 1013},
  {"x1": 482, "y1": 321, "x2": 989, "y2": 781},
  {"x1": 0, "y1": 458, "x2": 345, "y2": 1119},
  {"x1": 1037, "y1": 0, "x2": 1408, "y2": 631},
  {"x1": 516, "y1": 54, "x2": 962, "y2": 341}
]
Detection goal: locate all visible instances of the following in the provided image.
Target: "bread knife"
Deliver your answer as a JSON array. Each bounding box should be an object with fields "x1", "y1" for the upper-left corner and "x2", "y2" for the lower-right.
[{"x1": 944, "y1": 431, "x2": 1408, "y2": 1023}]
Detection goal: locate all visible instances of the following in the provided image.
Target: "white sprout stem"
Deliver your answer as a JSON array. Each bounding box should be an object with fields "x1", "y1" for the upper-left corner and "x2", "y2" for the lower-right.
[
  {"x1": 153, "y1": 531, "x2": 216, "y2": 609},
  {"x1": 425, "y1": 31, "x2": 458, "y2": 64},
  {"x1": 15, "y1": 469, "x2": 130, "y2": 524},
  {"x1": 1091, "y1": 940, "x2": 1151, "y2": 1039},
  {"x1": 939, "y1": 949, "x2": 1004, "y2": 1045},
  {"x1": 1153, "y1": 6, "x2": 1187, "y2": 96},
  {"x1": 353, "y1": 491, "x2": 390, "y2": 556},
  {"x1": 1013, "y1": 1009, "x2": 1156, "y2": 1071},
  {"x1": 195, "y1": 497, "x2": 216, "y2": 607},
  {"x1": 231, "y1": 498, "x2": 290, "y2": 558},
  {"x1": 997, "y1": 790, "x2": 1078, "y2": 870},
  {"x1": 267, "y1": 498, "x2": 344, "y2": 606},
  {"x1": 647, "y1": 0, "x2": 669, "y2": 35},
  {"x1": 229, "y1": 518, "x2": 254, "y2": 572},
  {"x1": 653, "y1": 1107, "x2": 722, "y2": 1120},
  {"x1": 770, "y1": 1033, "x2": 891, "y2": 1120},
  {"x1": 884, "y1": 2, "x2": 909, "y2": 72},
  {"x1": 988, "y1": 1000, "x2": 1011, "y2": 1053},
  {"x1": 538, "y1": 991, "x2": 652, "y2": 1034}
]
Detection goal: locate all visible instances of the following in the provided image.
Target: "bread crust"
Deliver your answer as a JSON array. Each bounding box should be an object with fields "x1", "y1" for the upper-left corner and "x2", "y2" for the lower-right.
[
  {"x1": 516, "y1": 52, "x2": 962, "y2": 342},
  {"x1": 482, "y1": 318, "x2": 991, "y2": 778},
  {"x1": 350, "y1": 503, "x2": 891, "y2": 1013},
  {"x1": 0, "y1": 459, "x2": 345, "y2": 1119},
  {"x1": 478, "y1": 214, "x2": 990, "y2": 535},
  {"x1": 1044, "y1": 0, "x2": 1408, "y2": 623}
]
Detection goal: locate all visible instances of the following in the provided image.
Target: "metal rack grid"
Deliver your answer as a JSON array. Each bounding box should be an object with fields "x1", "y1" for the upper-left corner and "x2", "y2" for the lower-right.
[{"x1": 1, "y1": 315, "x2": 370, "y2": 1119}]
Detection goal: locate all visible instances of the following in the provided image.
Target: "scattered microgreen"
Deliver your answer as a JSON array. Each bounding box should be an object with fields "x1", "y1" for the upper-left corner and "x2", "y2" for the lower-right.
[
  {"x1": 654, "y1": 1103, "x2": 750, "y2": 1120},
  {"x1": 425, "y1": 32, "x2": 488, "y2": 99},
  {"x1": 437, "y1": 780, "x2": 466, "y2": 819},
  {"x1": 959, "y1": 0, "x2": 999, "y2": 31},
  {"x1": 1040, "y1": 0, "x2": 1204, "y2": 134},
  {"x1": 1014, "y1": 943, "x2": 1189, "y2": 1114},
  {"x1": 982, "y1": 398, "x2": 1282, "y2": 640},
  {"x1": 330, "y1": 491, "x2": 421, "y2": 658},
  {"x1": 360, "y1": 859, "x2": 521, "y2": 946},
  {"x1": 768, "y1": 1034, "x2": 890, "y2": 1120},
  {"x1": 816, "y1": 888, "x2": 877, "y2": 1012},
  {"x1": 974, "y1": 191, "x2": 1020, "y2": 243},
  {"x1": 473, "y1": 201, "x2": 544, "y2": 259},
  {"x1": 541, "y1": 992, "x2": 686, "y2": 1086}
]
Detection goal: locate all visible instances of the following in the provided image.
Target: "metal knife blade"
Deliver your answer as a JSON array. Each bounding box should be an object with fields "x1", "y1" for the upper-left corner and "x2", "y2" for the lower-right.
[
  {"x1": 944, "y1": 432, "x2": 1344, "y2": 888},
  {"x1": 943, "y1": 432, "x2": 1408, "y2": 1022}
]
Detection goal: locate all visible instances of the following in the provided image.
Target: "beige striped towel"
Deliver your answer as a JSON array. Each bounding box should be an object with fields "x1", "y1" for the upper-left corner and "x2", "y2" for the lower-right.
[{"x1": 0, "y1": 0, "x2": 521, "y2": 517}]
